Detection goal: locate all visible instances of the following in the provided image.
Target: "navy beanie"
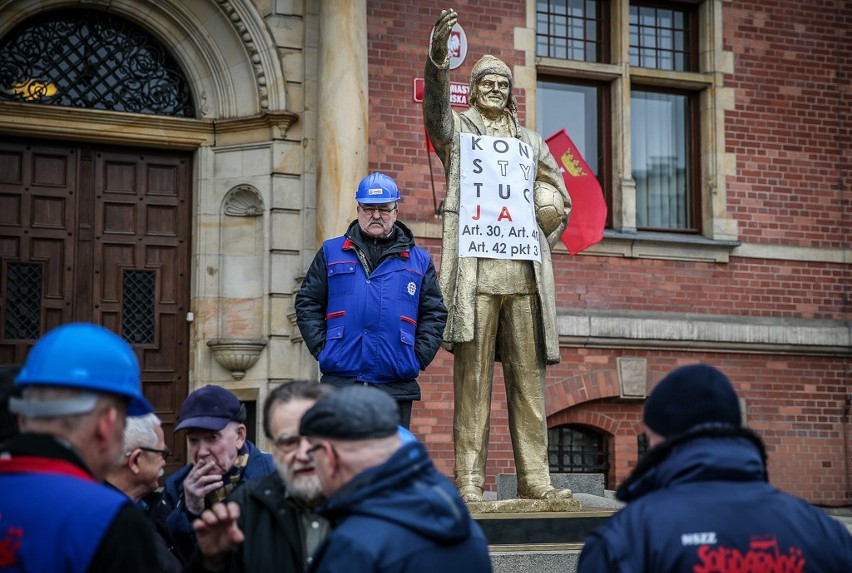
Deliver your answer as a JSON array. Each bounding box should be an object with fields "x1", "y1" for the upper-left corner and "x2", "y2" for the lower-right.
[{"x1": 643, "y1": 364, "x2": 741, "y2": 438}]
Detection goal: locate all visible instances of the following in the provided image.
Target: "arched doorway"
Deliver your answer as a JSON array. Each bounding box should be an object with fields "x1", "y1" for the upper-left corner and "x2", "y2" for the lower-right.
[{"x1": 0, "y1": 7, "x2": 195, "y2": 469}]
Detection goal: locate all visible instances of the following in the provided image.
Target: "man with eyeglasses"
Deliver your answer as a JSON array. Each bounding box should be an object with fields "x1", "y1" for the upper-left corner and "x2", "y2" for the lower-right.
[
  {"x1": 188, "y1": 381, "x2": 335, "y2": 572},
  {"x1": 295, "y1": 172, "x2": 447, "y2": 429},
  {"x1": 107, "y1": 413, "x2": 183, "y2": 572},
  {"x1": 295, "y1": 385, "x2": 492, "y2": 573}
]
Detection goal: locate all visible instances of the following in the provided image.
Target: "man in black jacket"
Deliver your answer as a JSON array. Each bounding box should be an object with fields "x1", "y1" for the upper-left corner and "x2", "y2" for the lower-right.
[
  {"x1": 294, "y1": 172, "x2": 447, "y2": 428},
  {"x1": 189, "y1": 381, "x2": 335, "y2": 572}
]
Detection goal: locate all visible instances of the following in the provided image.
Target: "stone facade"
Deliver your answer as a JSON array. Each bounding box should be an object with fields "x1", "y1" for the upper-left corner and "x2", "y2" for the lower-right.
[{"x1": 0, "y1": 0, "x2": 848, "y2": 505}]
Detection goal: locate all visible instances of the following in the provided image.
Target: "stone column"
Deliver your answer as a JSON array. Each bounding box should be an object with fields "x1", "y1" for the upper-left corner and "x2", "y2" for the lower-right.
[{"x1": 317, "y1": 0, "x2": 368, "y2": 243}]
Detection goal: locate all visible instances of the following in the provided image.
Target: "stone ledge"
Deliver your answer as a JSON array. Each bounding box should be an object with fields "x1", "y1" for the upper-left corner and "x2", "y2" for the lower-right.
[{"x1": 474, "y1": 510, "x2": 614, "y2": 546}]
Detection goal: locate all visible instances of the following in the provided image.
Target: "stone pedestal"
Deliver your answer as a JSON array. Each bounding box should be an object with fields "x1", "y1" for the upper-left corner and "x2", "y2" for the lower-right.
[{"x1": 477, "y1": 510, "x2": 616, "y2": 573}]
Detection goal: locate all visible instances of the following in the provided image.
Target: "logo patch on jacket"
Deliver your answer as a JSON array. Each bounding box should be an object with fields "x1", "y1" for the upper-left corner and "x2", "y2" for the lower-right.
[
  {"x1": 407, "y1": 281, "x2": 417, "y2": 296},
  {"x1": 693, "y1": 535, "x2": 806, "y2": 572},
  {"x1": 0, "y1": 525, "x2": 23, "y2": 567}
]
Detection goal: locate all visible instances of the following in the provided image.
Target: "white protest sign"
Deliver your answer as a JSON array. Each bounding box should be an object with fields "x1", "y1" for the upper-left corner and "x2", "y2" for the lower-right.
[{"x1": 458, "y1": 133, "x2": 541, "y2": 262}]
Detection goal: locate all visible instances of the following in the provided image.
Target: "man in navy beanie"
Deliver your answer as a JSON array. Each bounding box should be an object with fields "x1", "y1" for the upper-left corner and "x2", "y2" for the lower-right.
[{"x1": 578, "y1": 364, "x2": 852, "y2": 572}]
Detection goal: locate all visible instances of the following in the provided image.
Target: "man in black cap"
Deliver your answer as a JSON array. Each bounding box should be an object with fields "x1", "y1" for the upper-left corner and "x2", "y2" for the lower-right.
[
  {"x1": 163, "y1": 385, "x2": 275, "y2": 560},
  {"x1": 578, "y1": 364, "x2": 852, "y2": 572},
  {"x1": 297, "y1": 386, "x2": 492, "y2": 573}
]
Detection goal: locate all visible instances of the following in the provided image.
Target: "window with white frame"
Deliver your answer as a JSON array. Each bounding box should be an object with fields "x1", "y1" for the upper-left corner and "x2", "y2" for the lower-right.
[{"x1": 535, "y1": 0, "x2": 736, "y2": 246}]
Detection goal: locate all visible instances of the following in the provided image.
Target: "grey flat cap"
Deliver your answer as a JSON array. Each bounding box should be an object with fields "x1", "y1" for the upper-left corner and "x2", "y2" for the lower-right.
[{"x1": 299, "y1": 385, "x2": 399, "y2": 440}]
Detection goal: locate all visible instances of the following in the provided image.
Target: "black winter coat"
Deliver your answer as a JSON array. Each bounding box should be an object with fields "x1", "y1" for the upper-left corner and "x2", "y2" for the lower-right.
[
  {"x1": 295, "y1": 221, "x2": 447, "y2": 401},
  {"x1": 184, "y1": 473, "x2": 326, "y2": 573}
]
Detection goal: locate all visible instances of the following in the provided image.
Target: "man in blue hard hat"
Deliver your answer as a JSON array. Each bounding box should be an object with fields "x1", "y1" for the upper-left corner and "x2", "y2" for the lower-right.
[
  {"x1": 295, "y1": 172, "x2": 447, "y2": 428},
  {"x1": 0, "y1": 322, "x2": 159, "y2": 572}
]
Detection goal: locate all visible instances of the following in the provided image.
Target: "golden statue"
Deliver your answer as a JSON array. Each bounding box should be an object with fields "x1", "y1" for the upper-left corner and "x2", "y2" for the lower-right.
[{"x1": 423, "y1": 9, "x2": 573, "y2": 502}]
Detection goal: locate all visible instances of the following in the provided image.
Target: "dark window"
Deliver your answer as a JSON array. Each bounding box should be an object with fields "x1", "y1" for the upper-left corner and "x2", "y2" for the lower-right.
[
  {"x1": 638, "y1": 432, "x2": 649, "y2": 457},
  {"x1": 631, "y1": 88, "x2": 697, "y2": 230},
  {"x1": 629, "y1": 2, "x2": 695, "y2": 72},
  {"x1": 537, "y1": 78, "x2": 609, "y2": 224},
  {"x1": 4, "y1": 263, "x2": 41, "y2": 340},
  {"x1": 122, "y1": 269, "x2": 155, "y2": 344},
  {"x1": 536, "y1": 0, "x2": 606, "y2": 63},
  {"x1": 0, "y1": 9, "x2": 195, "y2": 117},
  {"x1": 548, "y1": 425, "x2": 609, "y2": 486}
]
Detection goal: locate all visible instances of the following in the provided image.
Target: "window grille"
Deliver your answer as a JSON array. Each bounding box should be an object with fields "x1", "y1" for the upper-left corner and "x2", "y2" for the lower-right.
[
  {"x1": 629, "y1": 3, "x2": 694, "y2": 72},
  {"x1": 122, "y1": 269, "x2": 155, "y2": 344},
  {"x1": 536, "y1": 0, "x2": 603, "y2": 62},
  {"x1": 548, "y1": 425, "x2": 609, "y2": 485},
  {"x1": 0, "y1": 9, "x2": 195, "y2": 117},
  {"x1": 4, "y1": 263, "x2": 41, "y2": 340},
  {"x1": 638, "y1": 432, "x2": 650, "y2": 458}
]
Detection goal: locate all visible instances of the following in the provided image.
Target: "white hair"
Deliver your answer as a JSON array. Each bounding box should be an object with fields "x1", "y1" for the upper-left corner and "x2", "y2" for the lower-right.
[{"x1": 123, "y1": 413, "x2": 162, "y2": 452}]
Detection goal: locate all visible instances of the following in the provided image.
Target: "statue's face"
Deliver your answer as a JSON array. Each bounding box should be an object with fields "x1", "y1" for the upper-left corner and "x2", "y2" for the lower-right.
[{"x1": 474, "y1": 73, "x2": 510, "y2": 117}]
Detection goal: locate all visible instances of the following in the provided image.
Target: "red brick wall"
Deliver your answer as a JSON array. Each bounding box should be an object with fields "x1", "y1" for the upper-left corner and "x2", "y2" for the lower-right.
[
  {"x1": 367, "y1": 0, "x2": 852, "y2": 506},
  {"x1": 724, "y1": 1, "x2": 850, "y2": 249}
]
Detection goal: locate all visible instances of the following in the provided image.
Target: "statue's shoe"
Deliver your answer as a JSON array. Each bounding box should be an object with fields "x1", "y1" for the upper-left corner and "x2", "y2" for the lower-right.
[
  {"x1": 458, "y1": 485, "x2": 484, "y2": 502},
  {"x1": 518, "y1": 486, "x2": 573, "y2": 500}
]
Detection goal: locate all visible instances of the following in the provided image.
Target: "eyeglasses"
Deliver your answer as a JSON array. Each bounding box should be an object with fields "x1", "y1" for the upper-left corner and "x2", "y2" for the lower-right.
[
  {"x1": 305, "y1": 441, "x2": 338, "y2": 463},
  {"x1": 305, "y1": 443, "x2": 327, "y2": 461},
  {"x1": 273, "y1": 434, "x2": 304, "y2": 453},
  {"x1": 136, "y1": 446, "x2": 173, "y2": 461},
  {"x1": 358, "y1": 204, "x2": 397, "y2": 216}
]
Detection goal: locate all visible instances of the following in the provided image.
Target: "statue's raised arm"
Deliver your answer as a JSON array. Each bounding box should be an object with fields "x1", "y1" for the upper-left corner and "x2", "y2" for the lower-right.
[{"x1": 423, "y1": 10, "x2": 458, "y2": 163}]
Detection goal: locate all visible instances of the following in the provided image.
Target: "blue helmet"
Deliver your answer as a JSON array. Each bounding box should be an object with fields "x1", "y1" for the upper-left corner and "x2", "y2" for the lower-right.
[
  {"x1": 355, "y1": 172, "x2": 400, "y2": 204},
  {"x1": 15, "y1": 323, "x2": 153, "y2": 416}
]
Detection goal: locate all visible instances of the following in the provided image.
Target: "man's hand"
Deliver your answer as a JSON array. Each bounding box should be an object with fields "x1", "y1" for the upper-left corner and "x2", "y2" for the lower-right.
[
  {"x1": 183, "y1": 458, "x2": 225, "y2": 515},
  {"x1": 430, "y1": 9, "x2": 458, "y2": 63},
  {"x1": 194, "y1": 502, "x2": 244, "y2": 569}
]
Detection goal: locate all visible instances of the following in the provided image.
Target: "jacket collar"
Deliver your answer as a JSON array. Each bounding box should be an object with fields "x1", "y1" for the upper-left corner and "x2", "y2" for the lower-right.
[{"x1": 616, "y1": 425, "x2": 768, "y2": 503}]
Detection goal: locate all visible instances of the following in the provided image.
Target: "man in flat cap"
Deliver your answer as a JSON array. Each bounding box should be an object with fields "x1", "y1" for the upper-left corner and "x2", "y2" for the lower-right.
[
  {"x1": 424, "y1": 9, "x2": 572, "y2": 503},
  {"x1": 578, "y1": 364, "x2": 852, "y2": 572},
  {"x1": 164, "y1": 385, "x2": 275, "y2": 559},
  {"x1": 297, "y1": 386, "x2": 492, "y2": 573}
]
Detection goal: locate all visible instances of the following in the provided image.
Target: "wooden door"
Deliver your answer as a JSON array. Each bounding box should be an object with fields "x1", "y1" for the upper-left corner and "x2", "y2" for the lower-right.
[{"x1": 0, "y1": 139, "x2": 191, "y2": 468}]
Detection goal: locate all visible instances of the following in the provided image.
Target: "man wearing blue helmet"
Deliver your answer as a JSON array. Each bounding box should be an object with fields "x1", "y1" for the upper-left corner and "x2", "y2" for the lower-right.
[
  {"x1": 295, "y1": 172, "x2": 447, "y2": 428},
  {"x1": 0, "y1": 322, "x2": 159, "y2": 572}
]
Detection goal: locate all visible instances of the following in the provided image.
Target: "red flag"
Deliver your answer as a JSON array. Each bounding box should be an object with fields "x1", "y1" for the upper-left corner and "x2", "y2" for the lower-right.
[{"x1": 545, "y1": 129, "x2": 607, "y2": 255}]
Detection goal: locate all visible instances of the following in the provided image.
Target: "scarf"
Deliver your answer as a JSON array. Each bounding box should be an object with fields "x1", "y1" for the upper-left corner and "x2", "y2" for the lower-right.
[{"x1": 205, "y1": 442, "x2": 250, "y2": 506}]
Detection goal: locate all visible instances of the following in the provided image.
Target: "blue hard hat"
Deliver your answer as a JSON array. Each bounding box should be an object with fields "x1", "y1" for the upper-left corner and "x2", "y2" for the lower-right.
[
  {"x1": 16, "y1": 323, "x2": 153, "y2": 415},
  {"x1": 355, "y1": 172, "x2": 400, "y2": 204}
]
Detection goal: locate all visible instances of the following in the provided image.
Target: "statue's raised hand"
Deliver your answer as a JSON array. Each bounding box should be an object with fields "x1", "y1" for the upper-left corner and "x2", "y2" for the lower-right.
[{"x1": 430, "y1": 9, "x2": 458, "y2": 63}]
